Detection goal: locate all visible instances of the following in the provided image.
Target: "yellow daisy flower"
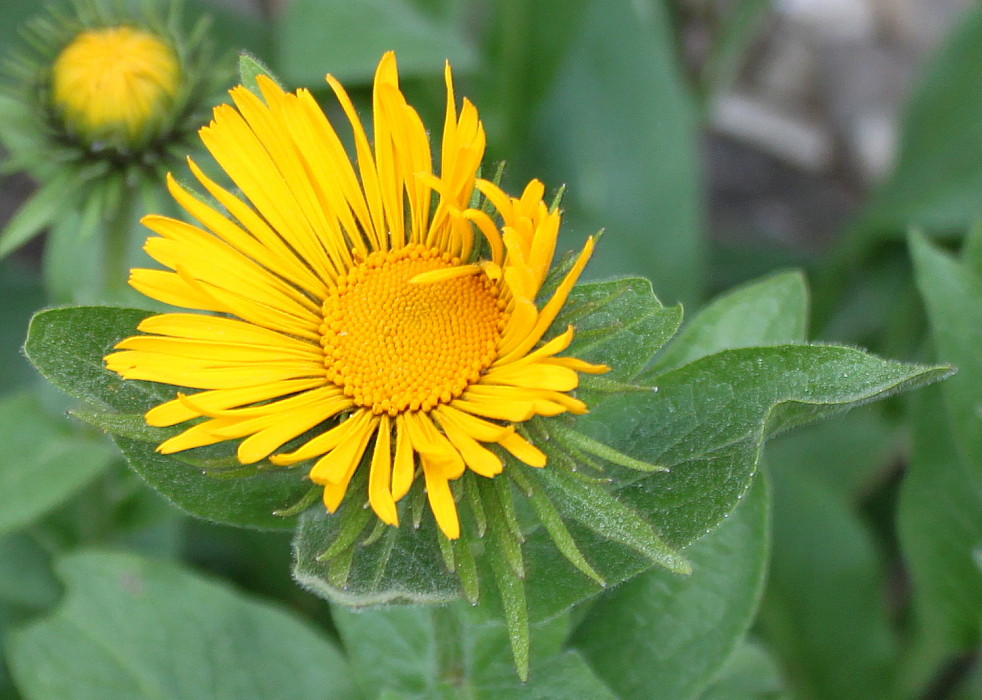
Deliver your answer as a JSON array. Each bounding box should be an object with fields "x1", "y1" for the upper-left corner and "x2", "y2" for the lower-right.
[{"x1": 105, "y1": 52, "x2": 607, "y2": 539}]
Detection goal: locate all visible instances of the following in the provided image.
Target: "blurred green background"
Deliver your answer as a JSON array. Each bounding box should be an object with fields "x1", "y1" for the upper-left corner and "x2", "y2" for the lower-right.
[{"x1": 1, "y1": 1, "x2": 980, "y2": 698}]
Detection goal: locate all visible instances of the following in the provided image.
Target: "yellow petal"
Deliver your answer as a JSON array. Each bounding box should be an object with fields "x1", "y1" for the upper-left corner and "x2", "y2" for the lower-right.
[
  {"x1": 368, "y1": 415, "x2": 398, "y2": 525},
  {"x1": 309, "y1": 414, "x2": 379, "y2": 484},
  {"x1": 433, "y1": 412, "x2": 502, "y2": 478},
  {"x1": 392, "y1": 414, "x2": 416, "y2": 501},
  {"x1": 422, "y1": 457, "x2": 460, "y2": 539},
  {"x1": 499, "y1": 431, "x2": 547, "y2": 468},
  {"x1": 271, "y1": 409, "x2": 371, "y2": 466}
]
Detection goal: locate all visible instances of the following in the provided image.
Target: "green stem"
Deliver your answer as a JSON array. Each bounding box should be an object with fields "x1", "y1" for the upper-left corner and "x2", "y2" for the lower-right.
[
  {"x1": 432, "y1": 605, "x2": 468, "y2": 692},
  {"x1": 104, "y1": 186, "x2": 136, "y2": 299}
]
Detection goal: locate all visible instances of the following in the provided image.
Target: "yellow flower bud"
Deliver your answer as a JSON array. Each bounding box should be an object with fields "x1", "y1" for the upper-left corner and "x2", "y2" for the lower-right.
[{"x1": 51, "y1": 26, "x2": 180, "y2": 143}]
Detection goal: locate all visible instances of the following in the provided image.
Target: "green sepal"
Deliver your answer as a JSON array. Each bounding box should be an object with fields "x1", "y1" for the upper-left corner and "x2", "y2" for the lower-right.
[
  {"x1": 485, "y1": 508, "x2": 531, "y2": 681},
  {"x1": 293, "y1": 491, "x2": 461, "y2": 607},
  {"x1": 452, "y1": 538, "x2": 480, "y2": 605},
  {"x1": 238, "y1": 50, "x2": 285, "y2": 95},
  {"x1": 548, "y1": 422, "x2": 666, "y2": 472},
  {"x1": 481, "y1": 478, "x2": 525, "y2": 580},
  {"x1": 509, "y1": 467, "x2": 605, "y2": 587},
  {"x1": 537, "y1": 465, "x2": 691, "y2": 575},
  {"x1": 553, "y1": 277, "x2": 683, "y2": 382}
]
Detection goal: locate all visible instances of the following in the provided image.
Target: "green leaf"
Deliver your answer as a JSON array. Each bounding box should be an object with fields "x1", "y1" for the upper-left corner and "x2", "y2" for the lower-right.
[
  {"x1": 759, "y1": 461, "x2": 898, "y2": 700},
  {"x1": 0, "y1": 393, "x2": 115, "y2": 535},
  {"x1": 898, "y1": 386, "x2": 982, "y2": 650},
  {"x1": 24, "y1": 307, "x2": 167, "y2": 414},
  {"x1": 276, "y1": 0, "x2": 477, "y2": 85},
  {"x1": 25, "y1": 306, "x2": 311, "y2": 530},
  {"x1": 41, "y1": 209, "x2": 110, "y2": 306},
  {"x1": 0, "y1": 533, "x2": 60, "y2": 610},
  {"x1": 0, "y1": 172, "x2": 77, "y2": 260},
  {"x1": 7, "y1": 550, "x2": 355, "y2": 699},
  {"x1": 477, "y1": 0, "x2": 590, "y2": 155},
  {"x1": 0, "y1": 262, "x2": 44, "y2": 392},
  {"x1": 553, "y1": 277, "x2": 682, "y2": 382},
  {"x1": 697, "y1": 639, "x2": 786, "y2": 700},
  {"x1": 526, "y1": 0, "x2": 704, "y2": 305},
  {"x1": 645, "y1": 269, "x2": 808, "y2": 377},
  {"x1": 70, "y1": 411, "x2": 175, "y2": 444},
  {"x1": 856, "y1": 7, "x2": 982, "y2": 237},
  {"x1": 583, "y1": 345, "x2": 949, "y2": 549},
  {"x1": 293, "y1": 343, "x2": 946, "y2": 618},
  {"x1": 293, "y1": 500, "x2": 458, "y2": 607},
  {"x1": 332, "y1": 603, "x2": 615, "y2": 698},
  {"x1": 571, "y1": 472, "x2": 770, "y2": 699},
  {"x1": 910, "y1": 231, "x2": 982, "y2": 475},
  {"x1": 502, "y1": 346, "x2": 945, "y2": 622},
  {"x1": 112, "y1": 437, "x2": 307, "y2": 531}
]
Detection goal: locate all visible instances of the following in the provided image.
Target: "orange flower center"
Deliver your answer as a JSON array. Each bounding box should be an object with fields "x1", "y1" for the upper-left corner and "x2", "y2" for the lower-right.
[{"x1": 321, "y1": 245, "x2": 505, "y2": 415}]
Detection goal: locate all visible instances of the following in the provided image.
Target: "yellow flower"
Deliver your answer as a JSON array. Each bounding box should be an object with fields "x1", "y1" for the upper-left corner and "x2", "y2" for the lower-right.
[
  {"x1": 51, "y1": 26, "x2": 180, "y2": 143},
  {"x1": 105, "y1": 52, "x2": 607, "y2": 539}
]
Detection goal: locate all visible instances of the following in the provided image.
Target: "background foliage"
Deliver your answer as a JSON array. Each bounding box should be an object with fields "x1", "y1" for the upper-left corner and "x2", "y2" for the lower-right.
[{"x1": 0, "y1": 0, "x2": 980, "y2": 698}]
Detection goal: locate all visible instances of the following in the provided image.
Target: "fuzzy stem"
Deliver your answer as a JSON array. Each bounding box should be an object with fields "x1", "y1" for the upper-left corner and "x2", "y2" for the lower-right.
[
  {"x1": 432, "y1": 605, "x2": 468, "y2": 691},
  {"x1": 103, "y1": 186, "x2": 135, "y2": 299}
]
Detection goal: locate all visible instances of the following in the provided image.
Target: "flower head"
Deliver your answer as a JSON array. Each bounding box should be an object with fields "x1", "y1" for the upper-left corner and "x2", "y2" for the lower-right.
[
  {"x1": 105, "y1": 52, "x2": 607, "y2": 539},
  {"x1": 52, "y1": 25, "x2": 181, "y2": 144},
  {"x1": 0, "y1": 1, "x2": 222, "y2": 260}
]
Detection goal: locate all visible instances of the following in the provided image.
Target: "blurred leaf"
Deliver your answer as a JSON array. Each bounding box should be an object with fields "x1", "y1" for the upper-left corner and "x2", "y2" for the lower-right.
[
  {"x1": 571, "y1": 472, "x2": 769, "y2": 699},
  {"x1": 899, "y1": 387, "x2": 982, "y2": 651},
  {"x1": 7, "y1": 550, "x2": 355, "y2": 699},
  {"x1": 0, "y1": 392, "x2": 115, "y2": 536},
  {"x1": 856, "y1": 6, "x2": 982, "y2": 237},
  {"x1": 763, "y1": 405, "x2": 898, "y2": 497},
  {"x1": 697, "y1": 639, "x2": 787, "y2": 700},
  {"x1": 759, "y1": 462, "x2": 897, "y2": 700},
  {"x1": 0, "y1": 171, "x2": 77, "y2": 260},
  {"x1": 0, "y1": 0, "x2": 39, "y2": 53},
  {"x1": 275, "y1": 0, "x2": 476, "y2": 85},
  {"x1": 0, "y1": 261, "x2": 44, "y2": 392},
  {"x1": 478, "y1": 0, "x2": 590, "y2": 156},
  {"x1": 645, "y1": 269, "x2": 808, "y2": 376},
  {"x1": 41, "y1": 209, "x2": 107, "y2": 305},
  {"x1": 701, "y1": 0, "x2": 774, "y2": 98},
  {"x1": 332, "y1": 604, "x2": 615, "y2": 698},
  {"x1": 0, "y1": 533, "x2": 59, "y2": 610},
  {"x1": 910, "y1": 231, "x2": 982, "y2": 474},
  {"x1": 185, "y1": 0, "x2": 271, "y2": 61},
  {"x1": 526, "y1": 0, "x2": 704, "y2": 305}
]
